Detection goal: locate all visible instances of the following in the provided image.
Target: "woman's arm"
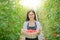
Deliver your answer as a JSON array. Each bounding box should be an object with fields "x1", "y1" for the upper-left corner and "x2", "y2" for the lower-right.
[
  {"x1": 32, "y1": 28, "x2": 41, "y2": 36},
  {"x1": 21, "y1": 22, "x2": 27, "y2": 35},
  {"x1": 21, "y1": 29, "x2": 27, "y2": 35},
  {"x1": 31, "y1": 21, "x2": 42, "y2": 35},
  {"x1": 36, "y1": 21, "x2": 42, "y2": 35},
  {"x1": 36, "y1": 28, "x2": 41, "y2": 35},
  {"x1": 21, "y1": 28, "x2": 32, "y2": 37},
  {"x1": 21, "y1": 22, "x2": 31, "y2": 35}
]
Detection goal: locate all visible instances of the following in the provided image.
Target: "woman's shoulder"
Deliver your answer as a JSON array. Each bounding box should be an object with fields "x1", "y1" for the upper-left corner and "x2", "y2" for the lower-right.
[
  {"x1": 35, "y1": 20, "x2": 40, "y2": 24},
  {"x1": 24, "y1": 21, "x2": 40, "y2": 24},
  {"x1": 23, "y1": 21, "x2": 29, "y2": 24}
]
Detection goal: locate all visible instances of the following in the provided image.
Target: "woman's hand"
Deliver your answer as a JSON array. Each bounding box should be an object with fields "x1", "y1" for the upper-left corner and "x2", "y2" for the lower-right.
[
  {"x1": 21, "y1": 29, "x2": 27, "y2": 35},
  {"x1": 37, "y1": 28, "x2": 41, "y2": 35},
  {"x1": 21, "y1": 29, "x2": 31, "y2": 35},
  {"x1": 27, "y1": 29, "x2": 41, "y2": 35},
  {"x1": 21, "y1": 28, "x2": 41, "y2": 37},
  {"x1": 33, "y1": 29, "x2": 41, "y2": 35}
]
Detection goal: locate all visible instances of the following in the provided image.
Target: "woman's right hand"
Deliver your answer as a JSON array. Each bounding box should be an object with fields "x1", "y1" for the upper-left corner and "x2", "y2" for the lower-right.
[
  {"x1": 21, "y1": 29, "x2": 26, "y2": 35},
  {"x1": 21, "y1": 29, "x2": 29, "y2": 35}
]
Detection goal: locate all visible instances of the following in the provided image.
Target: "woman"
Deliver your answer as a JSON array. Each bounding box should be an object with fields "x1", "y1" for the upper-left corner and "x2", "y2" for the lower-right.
[{"x1": 21, "y1": 10, "x2": 42, "y2": 40}]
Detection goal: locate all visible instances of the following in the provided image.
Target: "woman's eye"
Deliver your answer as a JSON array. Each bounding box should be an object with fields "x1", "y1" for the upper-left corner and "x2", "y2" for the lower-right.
[{"x1": 30, "y1": 14, "x2": 33, "y2": 15}]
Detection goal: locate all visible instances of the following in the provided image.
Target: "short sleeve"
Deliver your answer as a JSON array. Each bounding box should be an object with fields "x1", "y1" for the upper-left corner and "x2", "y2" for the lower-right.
[
  {"x1": 36, "y1": 21, "x2": 42, "y2": 30},
  {"x1": 23, "y1": 21, "x2": 27, "y2": 31}
]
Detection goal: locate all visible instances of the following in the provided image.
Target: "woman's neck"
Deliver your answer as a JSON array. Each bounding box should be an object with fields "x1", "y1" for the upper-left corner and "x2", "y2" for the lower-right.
[
  {"x1": 29, "y1": 19, "x2": 35, "y2": 23},
  {"x1": 29, "y1": 20, "x2": 35, "y2": 26}
]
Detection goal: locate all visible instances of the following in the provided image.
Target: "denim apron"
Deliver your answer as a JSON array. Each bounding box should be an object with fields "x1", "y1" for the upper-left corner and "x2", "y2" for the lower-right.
[{"x1": 25, "y1": 21, "x2": 38, "y2": 40}]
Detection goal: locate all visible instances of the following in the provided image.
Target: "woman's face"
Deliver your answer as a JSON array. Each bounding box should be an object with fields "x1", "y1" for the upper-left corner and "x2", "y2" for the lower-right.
[{"x1": 28, "y1": 12, "x2": 35, "y2": 20}]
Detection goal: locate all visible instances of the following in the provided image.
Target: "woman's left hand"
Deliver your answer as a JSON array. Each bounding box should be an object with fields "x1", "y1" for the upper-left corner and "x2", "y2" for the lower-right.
[{"x1": 33, "y1": 29, "x2": 41, "y2": 35}]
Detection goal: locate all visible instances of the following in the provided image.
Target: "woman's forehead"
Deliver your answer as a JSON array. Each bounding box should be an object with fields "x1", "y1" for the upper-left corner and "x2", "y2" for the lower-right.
[{"x1": 29, "y1": 12, "x2": 34, "y2": 14}]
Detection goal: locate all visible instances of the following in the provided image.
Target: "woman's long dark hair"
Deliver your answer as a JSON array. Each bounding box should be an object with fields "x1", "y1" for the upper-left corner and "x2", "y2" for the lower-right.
[{"x1": 26, "y1": 10, "x2": 37, "y2": 21}]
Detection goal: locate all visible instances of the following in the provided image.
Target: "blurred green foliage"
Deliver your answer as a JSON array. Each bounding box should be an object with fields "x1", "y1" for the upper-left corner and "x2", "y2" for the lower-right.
[
  {"x1": 0, "y1": 0, "x2": 60, "y2": 40},
  {"x1": 0, "y1": 0, "x2": 21, "y2": 40},
  {"x1": 37, "y1": 0, "x2": 60, "y2": 40}
]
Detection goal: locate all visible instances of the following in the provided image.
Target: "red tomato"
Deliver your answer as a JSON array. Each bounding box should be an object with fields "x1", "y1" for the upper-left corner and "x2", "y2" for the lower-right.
[{"x1": 26, "y1": 30, "x2": 36, "y2": 33}]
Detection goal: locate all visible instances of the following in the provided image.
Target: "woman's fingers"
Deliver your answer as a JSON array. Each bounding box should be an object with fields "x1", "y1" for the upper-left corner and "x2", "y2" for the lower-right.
[
  {"x1": 38, "y1": 29, "x2": 41, "y2": 33},
  {"x1": 21, "y1": 29, "x2": 27, "y2": 35},
  {"x1": 21, "y1": 29, "x2": 24, "y2": 34}
]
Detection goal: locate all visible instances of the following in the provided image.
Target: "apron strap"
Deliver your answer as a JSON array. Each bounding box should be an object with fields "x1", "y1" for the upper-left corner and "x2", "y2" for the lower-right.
[{"x1": 27, "y1": 21, "x2": 37, "y2": 30}]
